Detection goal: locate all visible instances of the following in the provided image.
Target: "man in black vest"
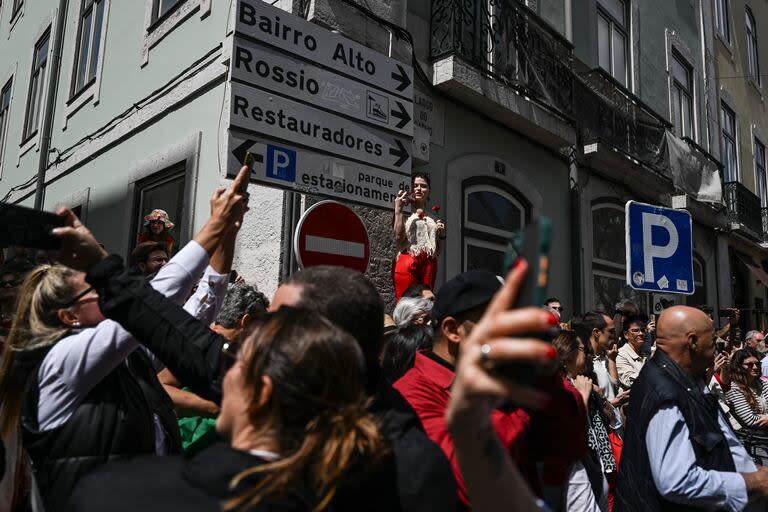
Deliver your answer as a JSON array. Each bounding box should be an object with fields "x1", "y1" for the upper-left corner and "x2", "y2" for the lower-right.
[{"x1": 615, "y1": 306, "x2": 768, "y2": 511}]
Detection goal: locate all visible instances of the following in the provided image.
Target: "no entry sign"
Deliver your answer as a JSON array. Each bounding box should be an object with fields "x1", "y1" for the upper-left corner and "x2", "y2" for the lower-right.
[{"x1": 294, "y1": 201, "x2": 370, "y2": 273}]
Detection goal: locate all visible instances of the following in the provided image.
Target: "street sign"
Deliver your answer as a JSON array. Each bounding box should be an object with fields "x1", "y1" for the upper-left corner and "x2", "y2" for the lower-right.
[
  {"x1": 228, "y1": 131, "x2": 407, "y2": 209},
  {"x1": 625, "y1": 201, "x2": 694, "y2": 295},
  {"x1": 231, "y1": 37, "x2": 413, "y2": 136},
  {"x1": 294, "y1": 200, "x2": 370, "y2": 273},
  {"x1": 235, "y1": 0, "x2": 413, "y2": 98},
  {"x1": 230, "y1": 81, "x2": 411, "y2": 171}
]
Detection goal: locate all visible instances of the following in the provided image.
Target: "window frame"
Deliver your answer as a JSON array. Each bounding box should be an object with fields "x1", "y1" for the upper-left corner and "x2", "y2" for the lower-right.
[
  {"x1": 596, "y1": 1, "x2": 629, "y2": 87},
  {"x1": 670, "y1": 50, "x2": 695, "y2": 140},
  {"x1": 70, "y1": 0, "x2": 107, "y2": 100},
  {"x1": 715, "y1": 0, "x2": 730, "y2": 43},
  {"x1": 755, "y1": 136, "x2": 767, "y2": 206},
  {"x1": 721, "y1": 101, "x2": 739, "y2": 182},
  {"x1": 141, "y1": 0, "x2": 210, "y2": 66},
  {"x1": 11, "y1": 0, "x2": 22, "y2": 17},
  {"x1": 746, "y1": 7, "x2": 760, "y2": 87},
  {"x1": 22, "y1": 29, "x2": 51, "y2": 145},
  {"x1": 460, "y1": 177, "x2": 531, "y2": 273},
  {"x1": 149, "y1": 0, "x2": 185, "y2": 28},
  {"x1": 0, "y1": 79, "x2": 13, "y2": 179}
]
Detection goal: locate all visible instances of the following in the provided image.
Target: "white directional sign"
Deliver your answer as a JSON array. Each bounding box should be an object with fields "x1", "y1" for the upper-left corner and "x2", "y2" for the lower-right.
[
  {"x1": 231, "y1": 37, "x2": 413, "y2": 136},
  {"x1": 235, "y1": 0, "x2": 413, "y2": 98},
  {"x1": 228, "y1": 131, "x2": 408, "y2": 209},
  {"x1": 230, "y1": 81, "x2": 411, "y2": 172}
]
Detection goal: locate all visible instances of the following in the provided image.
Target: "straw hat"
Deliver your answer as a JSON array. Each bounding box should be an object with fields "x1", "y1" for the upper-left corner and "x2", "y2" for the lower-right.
[{"x1": 143, "y1": 209, "x2": 175, "y2": 230}]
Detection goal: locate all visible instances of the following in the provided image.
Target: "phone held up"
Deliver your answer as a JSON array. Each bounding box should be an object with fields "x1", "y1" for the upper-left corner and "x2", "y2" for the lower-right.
[
  {"x1": 0, "y1": 203, "x2": 66, "y2": 250},
  {"x1": 494, "y1": 217, "x2": 554, "y2": 386}
]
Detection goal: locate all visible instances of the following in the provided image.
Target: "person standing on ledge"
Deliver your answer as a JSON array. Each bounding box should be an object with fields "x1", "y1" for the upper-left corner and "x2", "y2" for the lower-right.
[{"x1": 392, "y1": 172, "x2": 445, "y2": 300}]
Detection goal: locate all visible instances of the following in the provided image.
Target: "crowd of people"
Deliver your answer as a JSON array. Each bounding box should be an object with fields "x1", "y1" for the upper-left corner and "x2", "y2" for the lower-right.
[{"x1": 1, "y1": 167, "x2": 768, "y2": 511}]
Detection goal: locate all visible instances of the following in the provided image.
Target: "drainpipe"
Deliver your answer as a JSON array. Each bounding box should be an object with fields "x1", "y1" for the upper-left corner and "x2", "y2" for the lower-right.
[
  {"x1": 280, "y1": 192, "x2": 301, "y2": 281},
  {"x1": 34, "y1": 0, "x2": 69, "y2": 210},
  {"x1": 567, "y1": 146, "x2": 583, "y2": 314}
]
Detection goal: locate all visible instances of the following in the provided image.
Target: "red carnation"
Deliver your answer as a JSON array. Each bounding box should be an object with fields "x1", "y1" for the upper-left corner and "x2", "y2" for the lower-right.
[
  {"x1": 417, "y1": 208, "x2": 426, "y2": 219},
  {"x1": 431, "y1": 205, "x2": 441, "y2": 213}
]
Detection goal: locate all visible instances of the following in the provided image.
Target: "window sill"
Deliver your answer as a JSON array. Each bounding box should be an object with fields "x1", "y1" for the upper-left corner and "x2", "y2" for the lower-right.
[
  {"x1": 748, "y1": 77, "x2": 764, "y2": 101},
  {"x1": 715, "y1": 31, "x2": 734, "y2": 60},
  {"x1": 141, "y1": 0, "x2": 211, "y2": 66},
  {"x1": 17, "y1": 131, "x2": 38, "y2": 163},
  {"x1": 63, "y1": 82, "x2": 97, "y2": 129}
]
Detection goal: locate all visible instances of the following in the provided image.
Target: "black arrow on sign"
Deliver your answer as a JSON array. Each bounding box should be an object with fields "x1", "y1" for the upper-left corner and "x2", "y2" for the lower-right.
[
  {"x1": 232, "y1": 139, "x2": 263, "y2": 166},
  {"x1": 391, "y1": 64, "x2": 411, "y2": 92},
  {"x1": 389, "y1": 139, "x2": 409, "y2": 167},
  {"x1": 391, "y1": 101, "x2": 411, "y2": 129}
]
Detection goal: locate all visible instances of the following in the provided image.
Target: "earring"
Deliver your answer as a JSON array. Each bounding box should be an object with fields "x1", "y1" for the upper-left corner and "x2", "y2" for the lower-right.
[{"x1": 72, "y1": 322, "x2": 81, "y2": 327}]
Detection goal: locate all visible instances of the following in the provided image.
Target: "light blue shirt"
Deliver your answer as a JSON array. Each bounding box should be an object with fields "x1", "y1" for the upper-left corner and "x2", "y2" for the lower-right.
[
  {"x1": 646, "y1": 402, "x2": 758, "y2": 512},
  {"x1": 762, "y1": 356, "x2": 768, "y2": 380}
]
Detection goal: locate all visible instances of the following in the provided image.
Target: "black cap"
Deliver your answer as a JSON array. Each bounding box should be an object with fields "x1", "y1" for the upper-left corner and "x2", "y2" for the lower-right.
[{"x1": 432, "y1": 270, "x2": 502, "y2": 323}]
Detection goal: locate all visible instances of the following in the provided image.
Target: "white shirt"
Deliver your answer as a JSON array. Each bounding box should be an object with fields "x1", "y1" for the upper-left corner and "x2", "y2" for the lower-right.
[
  {"x1": 565, "y1": 461, "x2": 608, "y2": 512},
  {"x1": 35, "y1": 241, "x2": 210, "y2": 445},
  {"x1": 593, "y1": 354, "x2": 617, "y2": 401},
  {"x1": 183, "y1": 265, "x2": 229, "y2": 327}
]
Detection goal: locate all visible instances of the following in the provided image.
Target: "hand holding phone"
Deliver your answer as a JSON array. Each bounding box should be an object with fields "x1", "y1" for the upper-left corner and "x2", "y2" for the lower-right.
[{"x1": 0, "y1": 204, "x2": 66, "y2": 250}]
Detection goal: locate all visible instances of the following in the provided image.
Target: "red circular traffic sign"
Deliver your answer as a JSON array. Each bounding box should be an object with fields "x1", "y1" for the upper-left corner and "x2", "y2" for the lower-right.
[{"x1": 294, "y1": 200, "x2": 370, "y2": 273}]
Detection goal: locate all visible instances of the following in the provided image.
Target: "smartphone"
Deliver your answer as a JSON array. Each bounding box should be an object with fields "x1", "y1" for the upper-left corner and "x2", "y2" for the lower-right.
[
  {"x1": 495, "y1": 217, "x2": 553, "y2": 385},
  {"x1": 0, "y1": 204, "x2": 66, "y2": 250}
]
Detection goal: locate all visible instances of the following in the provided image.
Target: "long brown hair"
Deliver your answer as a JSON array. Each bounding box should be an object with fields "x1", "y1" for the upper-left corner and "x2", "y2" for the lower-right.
[
  {"x1": 225, "y1": 307, "x2": 387, "y2": 511},
  {"x1": 730, "y1": 348, "x2": 764, "y2": 413},
  {"x1": 0, "y1": 265, "x2": 77, "y2": 437},
  {"x1": 552, "y1": 329, "x2": 581, "y2": 376}
]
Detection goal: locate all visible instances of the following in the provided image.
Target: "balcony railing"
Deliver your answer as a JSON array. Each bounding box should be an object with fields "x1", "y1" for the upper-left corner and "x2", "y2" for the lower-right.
[
  {"x1": 724, "y1": 182, "x2": 763, "y2": 236},
  {"x1": 430, "y1": 0, "x2": 574, "y2": 117},
  {"x1": 762, "y1": 207, "x2": 768, "y2": 241},
  {"x1": 574, "y1": 69, "x2": 669, "y2": 172},
  {"x1": 430, "y1": 0, "x2": 670, "y2": 174}
]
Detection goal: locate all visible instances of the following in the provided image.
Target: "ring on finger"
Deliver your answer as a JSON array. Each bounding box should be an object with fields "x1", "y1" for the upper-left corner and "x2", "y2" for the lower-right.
[{"x1": 479, "y1": 344, "x2": 493, "y2": 369}]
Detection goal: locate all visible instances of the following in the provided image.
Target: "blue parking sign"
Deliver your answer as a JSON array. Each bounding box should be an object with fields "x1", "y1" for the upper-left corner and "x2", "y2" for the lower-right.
[{"x1": 625, "y1": 201, "x2": 694, "y2": 295}]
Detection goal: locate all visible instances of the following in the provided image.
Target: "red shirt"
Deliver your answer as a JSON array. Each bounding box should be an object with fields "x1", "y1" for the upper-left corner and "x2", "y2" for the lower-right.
[{"x1": 394, "y1": 351, "x2": 587, "y2": 506}]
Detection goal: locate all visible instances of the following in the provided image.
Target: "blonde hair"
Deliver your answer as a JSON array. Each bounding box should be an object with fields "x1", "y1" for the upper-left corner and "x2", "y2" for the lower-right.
[
  {"x1": 0, "y1": 264, "x2": 78, "y2": 436},
  {"x1": 224, "y1": 307, "x2": 388, "y2": 511}
]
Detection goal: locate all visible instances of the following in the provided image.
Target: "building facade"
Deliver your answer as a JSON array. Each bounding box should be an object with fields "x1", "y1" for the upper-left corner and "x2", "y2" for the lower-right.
[{"x1": 0, "y1": 0, "x2": 765, "y2": 321}]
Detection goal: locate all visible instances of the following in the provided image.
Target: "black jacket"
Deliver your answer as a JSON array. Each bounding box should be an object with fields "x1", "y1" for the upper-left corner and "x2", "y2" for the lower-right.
[
  {"x1": 87, "y1": 256, "x2": 460, "y2": 512},
  {"x1": 67, "y1": 442, "x2": 401, "y2": 512},
  {"x1": 614, "y1": 350, "x2": 736, "y2": 512}
]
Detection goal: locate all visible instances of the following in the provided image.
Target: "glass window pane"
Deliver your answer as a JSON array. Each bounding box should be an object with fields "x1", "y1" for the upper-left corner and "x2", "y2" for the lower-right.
[
  {"x1": 593, "y1": 274, "x2": 648, "y2": 315},
  {"x1": 37, "y1": 39, "x2": 49, "y2": 69},
  {"x1": 682, "y1": 93, "x2": 693, "y2": 138},
  {"x1": 89, "y1": 1, "x2": 105, "y2": 82},
  {"x1": 466, "y1": 190, "x2": 522, "y2": 233},
  {"x1": 76, "y1": 9, "x2": 93, "y2": 91},
  {"x1": 592, "y1": 207, "x2": 625, "y2": 264},
  {"x1": 158, "y1": 0, "x2": 183, "y2": 19},
  {"x1": 598, "y1": 14, "x2": 611, "y2": 72},
  {"x1": 599, "y1": 0, "x2": 625, "y2": 26},
  {"x1": 612, "y1": 28, "x2": 627, "y2": 86},
  {"x1": 25, "y1": 76, "x2": 39, "y2": 136},
  {"x1": 466, "y1": 243, "x2": 506, "y2": 275},
  {"x1": 136, "y1": 172, "x2": 186, "y2": 250},
  {"x1": 672, "y1": 55, "x2": 691, "y2": 90}
]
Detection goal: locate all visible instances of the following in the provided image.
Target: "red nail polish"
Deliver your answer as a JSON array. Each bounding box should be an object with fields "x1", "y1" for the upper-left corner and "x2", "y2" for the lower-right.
[
  {"x1": 545, "y1": 346, "x2": 557, "y2": 360},
  {"x1": 546, "y1": 313, "x2": 559, "y2": 326},
  {"x1": 514, "y1": 258, "x2": 525, "y2": 270}
]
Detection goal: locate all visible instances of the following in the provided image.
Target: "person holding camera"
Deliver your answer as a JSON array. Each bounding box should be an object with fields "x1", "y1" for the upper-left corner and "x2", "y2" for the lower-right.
[
  {"x1": 392, "y1": 173, "x2": 445, "y2": 300},
  {"x1": 0, "y1": 167, "x2": 249, "y2": 511}
]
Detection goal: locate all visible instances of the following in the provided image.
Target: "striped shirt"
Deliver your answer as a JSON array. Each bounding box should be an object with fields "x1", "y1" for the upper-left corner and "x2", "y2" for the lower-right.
[{"x1": 726, "y1": 381, "x2": 768, "y2": 428}]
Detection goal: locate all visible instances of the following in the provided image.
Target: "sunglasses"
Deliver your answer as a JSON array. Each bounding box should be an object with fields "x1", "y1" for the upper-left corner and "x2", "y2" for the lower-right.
[
  {"x1": 743, "y1": 362, "x2": 760, "y2": 368},
  {"x1": 551, "y1": 306, "x2": 563, "y2": 312},
  {"x1": 62, "y1": 286, "x2": 96, "y2": 308}
]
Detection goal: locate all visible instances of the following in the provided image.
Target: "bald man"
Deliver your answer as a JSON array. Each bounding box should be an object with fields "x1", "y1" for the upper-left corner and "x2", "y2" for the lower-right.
[{"x1": 615, "y1": 306, "x2": 768, "y2": 512}]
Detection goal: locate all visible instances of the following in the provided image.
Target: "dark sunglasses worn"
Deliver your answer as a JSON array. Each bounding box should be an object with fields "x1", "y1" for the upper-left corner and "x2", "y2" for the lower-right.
[{"x1": 63, "y1": 286, "x2": 95, "y2": 308}]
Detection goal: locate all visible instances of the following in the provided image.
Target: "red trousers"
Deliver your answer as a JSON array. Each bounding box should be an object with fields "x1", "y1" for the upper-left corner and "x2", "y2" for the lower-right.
[{"x1": 393, "y1": 252, "x2": 437, "y2": 300}]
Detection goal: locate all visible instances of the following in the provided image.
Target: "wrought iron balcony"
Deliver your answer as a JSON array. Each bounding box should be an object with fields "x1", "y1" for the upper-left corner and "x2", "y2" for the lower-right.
[
  {"x1": 762, "y1": 207, "x2": 768, "y2": 242},
  {"x1": 429, "y1": 0, "x2": 671, "y2": 174},
  {"x1": 575, "y1": 69, "x2": 670, "y2": 172},
  {"x1": 724, "y1": 182, "x2": 763, "y2": 237},
  {"x1": 430, "y1": 0, "x2": 574, "y2": 117}
]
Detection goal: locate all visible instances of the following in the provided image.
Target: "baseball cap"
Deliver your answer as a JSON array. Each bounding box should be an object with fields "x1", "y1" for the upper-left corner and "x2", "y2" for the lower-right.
[{"x1": 432, "y1": 270, "x2": 502, "y2": 324}]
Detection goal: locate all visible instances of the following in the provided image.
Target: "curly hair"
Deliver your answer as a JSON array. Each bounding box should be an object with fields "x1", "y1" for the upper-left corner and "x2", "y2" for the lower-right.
[{"x1": 730, "y1": 347, "x2": 763, "y2": 413}]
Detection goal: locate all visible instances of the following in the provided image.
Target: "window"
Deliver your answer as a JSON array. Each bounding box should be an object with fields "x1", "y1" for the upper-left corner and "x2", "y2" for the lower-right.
[
  {"x1": 671, "y1": 52, "x2": 694, "y2": 139},
  {"x1": 596, "y1": 0, "x2": 628, "y2": 87},
  {"x1": 72, "y1": 0, "x2": 106, "y2": 96},
  {"x1": 23, "y1": 31, "x2": 50, "y2": 142},
  {"x1": 11, "y1": 0, "x2": 22, "y2": 16},
  {"x1": 746, "y1": 8, "x2": 760, "y2": 86},
  {"x1": 756, "y1": 137, "x2": 767, "y2": 206},
  {"x1": 0, "y1": 81, "x2": 11, "y2": 171},
  {"x1": 591, "y1": 203, "x2": 648, "y2": 313},
  {"x1": 689, "y1": 254, "x2": 707, "y2": 307},
  {"x1": 721, "y1": 103, "x2": 738, "y2": 182},
  {"x1": 152, "y1": 0, "x2": 184, "y2": 23},
  {"x1": 461, "y1": 179, "x2": 529, "y2": 274},
  {"x1": 131, "y1": 165, "x2": 186, "y2": 254},
  {"x1": 715, "y1": 0, "x2": 730, "y2": 42}
]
